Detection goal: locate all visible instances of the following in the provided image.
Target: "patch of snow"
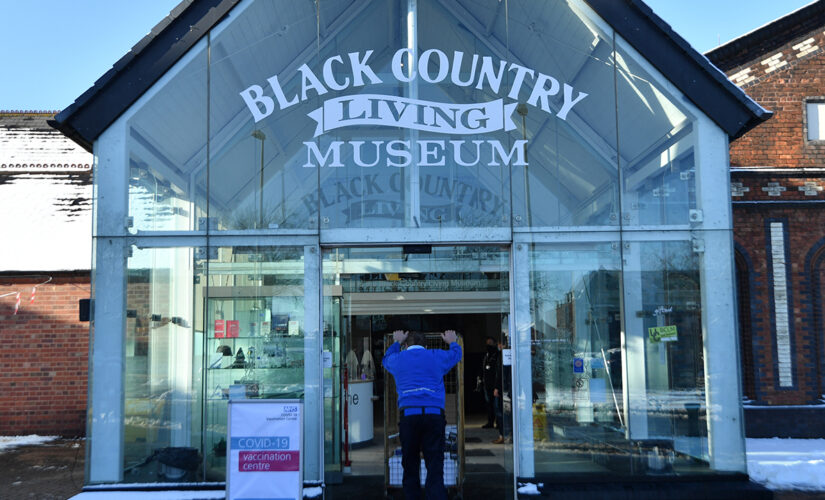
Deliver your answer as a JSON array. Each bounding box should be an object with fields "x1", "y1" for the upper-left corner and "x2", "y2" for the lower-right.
[
  {"x1": 30, "y1": 464, "x2": 68, "y2": 471},
  {"x1": 517, "y1": 482, "x2": 542, "y2": 495},
  {"x1": 0, "y1": 434, "x2": 58, "y2": 451},
  {"x1": 303, "y1": 486, "x2": 323, "y2": 497},
  {"x1": 747, "y1": 438, "x2": 825, "y2": 491}
]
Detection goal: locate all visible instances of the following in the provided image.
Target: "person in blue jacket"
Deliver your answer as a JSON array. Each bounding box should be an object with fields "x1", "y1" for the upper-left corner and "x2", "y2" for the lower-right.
[{"x1": 383, "y1": 329, "x2": 462, "y2": 500}]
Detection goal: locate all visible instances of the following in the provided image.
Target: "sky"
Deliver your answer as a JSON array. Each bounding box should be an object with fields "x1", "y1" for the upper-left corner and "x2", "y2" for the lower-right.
[{"x1": 0, "y1": 0, "x2": 815, "y2": 111}]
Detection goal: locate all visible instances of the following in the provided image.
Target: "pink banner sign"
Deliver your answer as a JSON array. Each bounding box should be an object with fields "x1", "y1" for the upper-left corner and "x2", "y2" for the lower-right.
[{"x1": 238, "y1": 451, "x2": 300, "y2": 472}]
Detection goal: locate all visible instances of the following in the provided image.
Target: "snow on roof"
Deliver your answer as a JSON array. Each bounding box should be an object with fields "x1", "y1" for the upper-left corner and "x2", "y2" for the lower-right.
[
  {"x1": 0, "y1": 113, "x2": 92, "y2": 272},
  {"x1": 1, "y1": 111, "x2": 92, "y2": 171}
]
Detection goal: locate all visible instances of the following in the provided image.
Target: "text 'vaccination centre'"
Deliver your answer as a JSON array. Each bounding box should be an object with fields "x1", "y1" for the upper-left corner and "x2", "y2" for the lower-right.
[{"x1": 51, "y1": 0, "x2": 771, "y2": 497}]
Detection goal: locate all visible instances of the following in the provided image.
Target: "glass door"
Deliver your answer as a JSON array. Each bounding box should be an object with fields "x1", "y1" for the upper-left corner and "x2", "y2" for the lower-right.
[{"x1": 323, "y1": 245, "x2": 513, "y2": 499}]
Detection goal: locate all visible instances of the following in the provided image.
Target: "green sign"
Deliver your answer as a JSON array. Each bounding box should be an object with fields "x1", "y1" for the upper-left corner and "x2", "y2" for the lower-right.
[{"x1": 648, "y1": 325, "x2": 678, "y2": 343}]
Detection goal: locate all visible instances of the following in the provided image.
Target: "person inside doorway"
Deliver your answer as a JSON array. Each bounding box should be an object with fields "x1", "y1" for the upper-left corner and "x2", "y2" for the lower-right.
[
  {"x1": 481, "y1": 336, "x2": 500, "y2": 429},
  {"x1": 492, "y1": 339, "x2": 507, "y2": 444},
  {"x1": 383, "y1": 329, "x2": 462, "y2": 500}
]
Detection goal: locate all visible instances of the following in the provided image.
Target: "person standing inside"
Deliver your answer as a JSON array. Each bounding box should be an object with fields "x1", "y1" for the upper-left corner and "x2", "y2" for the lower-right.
[
  {"x1": 481, "y1": 336, "x2": 500, "y2": 429},
  {"x1": 383, "y1": 329, "x2": 462, "y2": 500},
  {"x1": 491, "y1": 340, "x2": 506, "y2": 444}
]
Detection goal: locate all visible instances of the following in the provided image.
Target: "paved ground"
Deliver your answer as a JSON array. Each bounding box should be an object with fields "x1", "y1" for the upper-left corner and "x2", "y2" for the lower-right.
[
  {"x1": 2, "y1": 438, "x2": 824, "y2": 499},
  {"x1": 1, "y1": 438, "x2": 85, "y2": 500}
]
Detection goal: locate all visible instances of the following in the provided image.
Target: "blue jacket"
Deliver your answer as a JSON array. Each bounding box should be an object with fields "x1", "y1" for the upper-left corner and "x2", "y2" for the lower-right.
[{"x1": 383, "y1": 342, "x2": 462, "y2": 410}]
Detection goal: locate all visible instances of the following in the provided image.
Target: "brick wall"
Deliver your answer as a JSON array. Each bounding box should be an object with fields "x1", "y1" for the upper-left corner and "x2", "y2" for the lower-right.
[
  {"x1": 675, "y1": 15, "x2": 825, "y2": 423},
  {"x1": 727, "y1": 32, "x2": 825, "y2": 168},
  {"x1": 733, "y1": 200, "x2": 825, "y2": 405},
  {"x1": 718, "y1": 23, "x2": 825, "y2": 426},
  {"x1": 0, "y1": 272, "x2": 90, "y2": 436}
]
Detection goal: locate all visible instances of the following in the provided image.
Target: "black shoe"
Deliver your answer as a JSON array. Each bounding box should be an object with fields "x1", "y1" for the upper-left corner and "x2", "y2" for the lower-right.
[{"x1": 482, "y1": 422, "x2": 494, "y2": 429}]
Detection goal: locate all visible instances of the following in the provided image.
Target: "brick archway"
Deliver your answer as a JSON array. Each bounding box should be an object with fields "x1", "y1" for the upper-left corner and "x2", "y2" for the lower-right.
[
  {"x1": 804, "y1": 240, "x2": 825, "y2": 402},
  {"x1": 735, "y1": 246, "x2": 757, "y2": 401}
]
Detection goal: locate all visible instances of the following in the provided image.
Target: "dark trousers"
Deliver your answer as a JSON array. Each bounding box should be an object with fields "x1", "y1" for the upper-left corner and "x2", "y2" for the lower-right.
[
  {"x1": 483, "y1": 386, "x2": 496, "y2": 425},
  {"x1": 399, "y1": 413, "x2": 446, "y2": 500},
  {"x1": 494, "y1": 394, "x2": 503, "y2": 431}
]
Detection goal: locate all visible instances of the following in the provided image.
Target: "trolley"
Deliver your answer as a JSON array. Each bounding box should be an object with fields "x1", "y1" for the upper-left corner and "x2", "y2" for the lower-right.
[{"x1": 383, "y1": 333, "x2": 465, "y2": 499}]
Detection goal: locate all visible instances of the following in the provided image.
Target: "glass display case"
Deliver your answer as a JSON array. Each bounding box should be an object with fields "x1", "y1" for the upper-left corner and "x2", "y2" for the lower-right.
[{"x1": 203, "y1": 292, "x2": 305, "y2": 479}]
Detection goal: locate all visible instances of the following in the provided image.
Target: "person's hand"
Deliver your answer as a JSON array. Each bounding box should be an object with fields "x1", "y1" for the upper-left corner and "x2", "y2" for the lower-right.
[
  {"x1": 441, "y1": 330, "x2": 457, "y2": 344},
  {"x1": 393, "y1": 330, "x2": 408, "y2": 344}
]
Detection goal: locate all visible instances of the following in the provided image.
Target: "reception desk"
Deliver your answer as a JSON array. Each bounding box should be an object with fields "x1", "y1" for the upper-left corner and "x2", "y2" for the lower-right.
[{"x1": 347, "y1": 379, "x2": 374, "y2": 445}]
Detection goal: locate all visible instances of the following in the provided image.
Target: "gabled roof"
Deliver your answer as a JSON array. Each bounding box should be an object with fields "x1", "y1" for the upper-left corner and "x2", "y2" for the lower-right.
[
  {"x1": 707, "y1": 0, "x2": 825, "y2": 71},
  {"x1": 51, "y1": 0, "x2": 770, "y2": 149},
  {"x1": 1, "y1": 110, "x2": 61, "y2": 130}
]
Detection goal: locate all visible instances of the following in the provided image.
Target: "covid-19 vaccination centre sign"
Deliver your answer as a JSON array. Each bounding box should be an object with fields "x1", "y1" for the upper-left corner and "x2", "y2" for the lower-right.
[{"x1": 227, "y1": 400, "x2": 303, "y2": 500}]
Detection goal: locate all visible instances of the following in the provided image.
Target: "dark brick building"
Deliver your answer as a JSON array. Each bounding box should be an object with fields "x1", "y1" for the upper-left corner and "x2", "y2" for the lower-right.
[
  {"x1": 707, "y1": 1, "x2": 825, "y2": 438},
  {"x1": 0, "y1": 111, "x2": 92, "y2": 436}
]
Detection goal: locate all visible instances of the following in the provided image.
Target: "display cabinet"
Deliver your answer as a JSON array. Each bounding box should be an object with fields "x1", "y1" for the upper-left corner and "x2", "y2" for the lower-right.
[{"x1": 203, "y1": 289, "x2": 305, "y2": 479}]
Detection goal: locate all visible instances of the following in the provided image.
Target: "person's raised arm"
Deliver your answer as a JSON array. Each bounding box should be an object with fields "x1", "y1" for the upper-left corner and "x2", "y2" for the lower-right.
[
  {"x1": 438, "y1": 330, "x2": 462, "y2": 372},
  {"x1": 382, "y1": 330, "x2": 408, "y2": 374}
]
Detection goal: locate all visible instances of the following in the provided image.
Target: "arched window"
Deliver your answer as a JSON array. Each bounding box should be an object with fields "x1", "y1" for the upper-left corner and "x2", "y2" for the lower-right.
[{"x1": 807, "y1": 245, "x2": 825, "y2": 402}]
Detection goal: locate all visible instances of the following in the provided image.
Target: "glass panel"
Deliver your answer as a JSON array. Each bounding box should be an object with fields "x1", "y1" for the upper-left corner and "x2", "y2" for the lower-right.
[
  {"x1": 508, "y1": 0, "x2": 619, "y2": 228},
  {"x1": 127, "y1": 45, "x2": 207, "y2": 232},
  {"x1": 622, "y1": 239, "x2": 711, "y2": 472},
  {"x1": 202, "y1": 245, "x2": 307, "y2": 480},
  {"x1": 527, "y1": 240, "x2": 624, "y2": 474},
  {"x1": 323, "y1": 291, "x2": 342, "y2": 478},
  {"x1": 616, "y1": 39, "x2": 696, "y2": 226},
  {"x1": 525, "y1": 237, "x2": 733, "y2": 477},
  {"x1": 317, "y1": 0, "x2": 511, "y2": 230},
  {"x1": 124, "y1": 247, "x2": 202, "y2": 482},
  {"x1": 208, "y1": 0, "x2": 319, "y2": 230},
  {"x1": 323, "y1": 245, "x2": 512, "y2": 497}
]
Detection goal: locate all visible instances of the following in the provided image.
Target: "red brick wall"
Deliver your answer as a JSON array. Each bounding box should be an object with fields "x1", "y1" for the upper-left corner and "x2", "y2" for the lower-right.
[
  {"x1": 0, "y1": 272, "x2": 90, "y2": 436},
  {"x1": 722, "y1": 28, "x2": 825, "y2": 411},
  {"x1": 733, "y1": 200, "x2": 825, "y2": 405},
  {"x1": 728, "y1": 33, "x2": 825, "y2": 168}
]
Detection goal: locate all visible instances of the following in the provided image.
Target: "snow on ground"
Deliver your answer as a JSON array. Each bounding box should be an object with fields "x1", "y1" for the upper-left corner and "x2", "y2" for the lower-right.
[
  {"x1": 0, "y1": 434, "x2": 58, "y2": 451},
  {"x1": 70, "y1": 492, "x2": 225, "y2": 499},
  {"x1": 747, "y1": 438, "x2": 825, "y2": 491}
]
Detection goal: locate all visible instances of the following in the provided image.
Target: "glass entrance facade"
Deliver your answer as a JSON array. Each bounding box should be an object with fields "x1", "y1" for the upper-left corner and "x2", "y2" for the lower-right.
[{"x1": 84, "y1": 0, "x2": 747, "y2": 490}]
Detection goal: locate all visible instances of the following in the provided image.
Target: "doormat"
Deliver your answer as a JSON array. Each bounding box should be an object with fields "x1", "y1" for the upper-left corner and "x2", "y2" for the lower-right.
[
  {"x1": 465, "y1": 449, "x2": 494, "y2": 457},
  {"x1": 464, "y1": 437, "x2": 482, "y2": 443}
]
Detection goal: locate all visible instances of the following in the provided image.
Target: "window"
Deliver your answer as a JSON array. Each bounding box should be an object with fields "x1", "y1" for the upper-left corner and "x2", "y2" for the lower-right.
[{"x1": 806, "y1": 100, "x2": 825, "y2": 141}]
